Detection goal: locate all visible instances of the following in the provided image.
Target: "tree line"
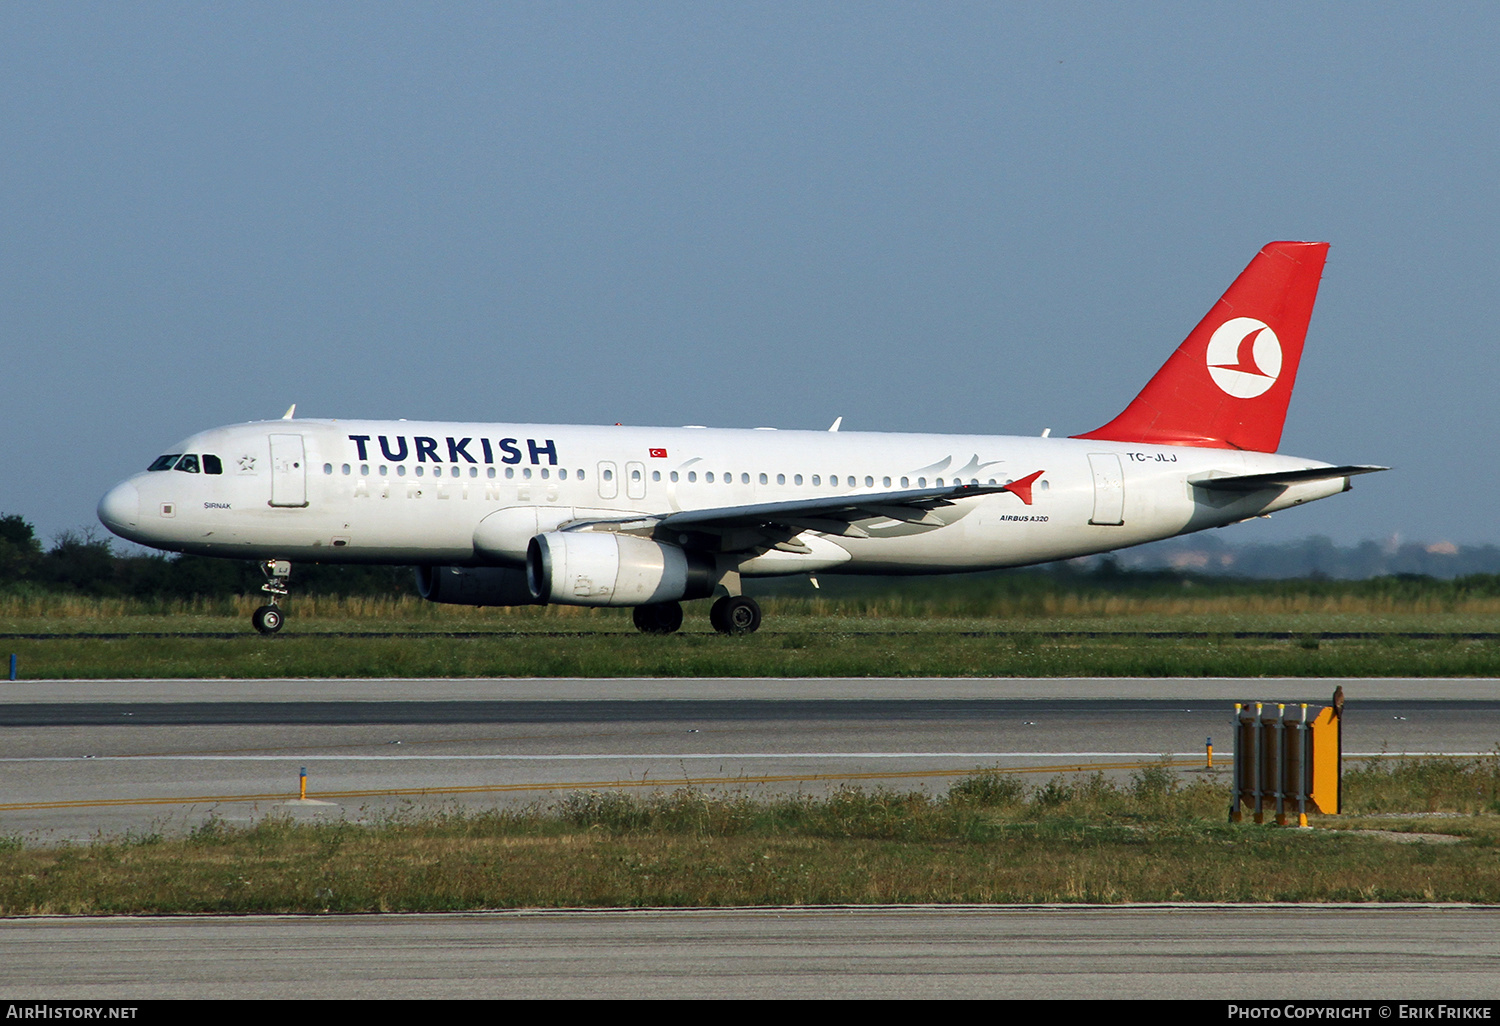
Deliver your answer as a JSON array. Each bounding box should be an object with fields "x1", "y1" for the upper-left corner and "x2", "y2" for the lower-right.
[{"x1": 0, "y1": 515, "x2": 413, "y2": 599}]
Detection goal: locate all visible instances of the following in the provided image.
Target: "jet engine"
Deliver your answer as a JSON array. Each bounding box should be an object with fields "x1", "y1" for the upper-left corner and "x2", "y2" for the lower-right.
[
  {"x1": 415, "y1": 565, "x2": 540, "y2": 606},
  {"x1": 526, "y1": 532, "x2": 716, "y2": 607}
]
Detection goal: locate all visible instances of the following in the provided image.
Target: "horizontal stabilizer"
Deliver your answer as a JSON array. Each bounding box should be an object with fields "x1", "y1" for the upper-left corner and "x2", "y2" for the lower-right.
[{"x1": 1193, "y1": 465, "x2": 1387, "y2": 492}]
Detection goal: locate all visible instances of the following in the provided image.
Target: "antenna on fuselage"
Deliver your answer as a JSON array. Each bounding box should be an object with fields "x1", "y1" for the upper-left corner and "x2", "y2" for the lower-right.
[
  {"x1": 828, "y1": 417, "x2": 842, "y2": 432},
  {"x1": 282, "y1": 404, "x2": 296, "y2": 420}
]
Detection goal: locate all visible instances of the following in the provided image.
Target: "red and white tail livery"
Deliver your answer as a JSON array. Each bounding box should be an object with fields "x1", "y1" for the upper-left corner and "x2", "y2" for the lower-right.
[
  {"x1": 98, "y1": 242, "x2": 1383, "y2": 635},
  {"x1": 1077, "y1": 240, "x2": 1327, "y2": 452}
]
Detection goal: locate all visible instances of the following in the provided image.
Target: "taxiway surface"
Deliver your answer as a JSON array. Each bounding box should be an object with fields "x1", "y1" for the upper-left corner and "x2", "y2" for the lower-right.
[{"x1": 2, "y1": 906, "x2": 1497, "y2": 999}]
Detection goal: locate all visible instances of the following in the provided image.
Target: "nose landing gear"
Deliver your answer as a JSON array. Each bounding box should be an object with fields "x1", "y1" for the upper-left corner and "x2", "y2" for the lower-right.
[{"x1": 251, "y1": 559, "x2": 291, "y2": 635}]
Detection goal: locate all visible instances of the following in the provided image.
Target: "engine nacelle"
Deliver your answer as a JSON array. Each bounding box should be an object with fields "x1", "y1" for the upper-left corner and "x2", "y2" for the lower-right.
[
  {"x1": 526, "y1": 532, "x2": 716, "y2": 607},
  {"x1": 415, "y1": 565, "x2": 540, "y2": 606}
]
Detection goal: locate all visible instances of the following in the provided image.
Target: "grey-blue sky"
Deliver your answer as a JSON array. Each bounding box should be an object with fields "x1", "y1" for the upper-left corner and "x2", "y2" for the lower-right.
[{"x1": 2, "y1": 3, "x2": 1493, "y2": 547}]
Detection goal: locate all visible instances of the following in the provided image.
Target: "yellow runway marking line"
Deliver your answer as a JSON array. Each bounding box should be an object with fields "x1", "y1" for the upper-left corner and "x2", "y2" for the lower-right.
[{"x1": 0, "y1": 758, "x2": 1208, "y2": 812}]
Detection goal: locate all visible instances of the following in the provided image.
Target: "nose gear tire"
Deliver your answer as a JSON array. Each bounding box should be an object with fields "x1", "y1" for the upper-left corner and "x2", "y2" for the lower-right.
[{"x1": 251, "y1": 605, "x2": 284, "y2": 634}]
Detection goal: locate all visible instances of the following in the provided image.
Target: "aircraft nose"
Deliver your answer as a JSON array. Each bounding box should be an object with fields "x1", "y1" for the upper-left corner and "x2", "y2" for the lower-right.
[{"x1": 97, "y1": 481, "x2": 140, "y2": 536}]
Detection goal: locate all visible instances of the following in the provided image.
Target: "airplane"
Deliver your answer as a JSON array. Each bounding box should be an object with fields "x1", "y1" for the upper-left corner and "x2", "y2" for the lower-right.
[{"x1": 97, "y1": 241, "x2": 1384, "y2": 635}]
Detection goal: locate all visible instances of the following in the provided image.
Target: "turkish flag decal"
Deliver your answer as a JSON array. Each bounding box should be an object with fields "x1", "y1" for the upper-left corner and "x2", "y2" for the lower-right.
[{"x1": 649, "y1": 448, "x2": 668, "y2": 458}]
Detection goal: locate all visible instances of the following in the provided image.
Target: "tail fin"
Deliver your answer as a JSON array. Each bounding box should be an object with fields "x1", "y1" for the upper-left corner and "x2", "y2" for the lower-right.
[{"x1": 1073, "y1": 241, "x2": 1329, "y2": 453}]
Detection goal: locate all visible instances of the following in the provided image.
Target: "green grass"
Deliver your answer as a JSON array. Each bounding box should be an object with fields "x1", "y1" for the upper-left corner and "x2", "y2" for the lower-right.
[
  {"x1": 9, "y1": 630, "x2": 1500, "y2": 678},
  {"x1": 4, "y1": 759, "x2": 1500, "y2": 913}
]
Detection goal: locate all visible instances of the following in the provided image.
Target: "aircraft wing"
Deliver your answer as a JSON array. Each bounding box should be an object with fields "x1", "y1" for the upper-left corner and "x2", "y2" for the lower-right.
[
  {"x1": 1193, "y1": 465, "x2": 1387, "y2": 492},
  {"x1": 568, "y1": 475, "x2": 1041, "y2": 542}
]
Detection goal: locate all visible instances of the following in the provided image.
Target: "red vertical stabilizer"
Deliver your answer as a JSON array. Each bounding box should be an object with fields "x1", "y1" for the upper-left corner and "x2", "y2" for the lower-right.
[{"x1": 1073, "y1": 241, "x2": 1329, "y2": 453}]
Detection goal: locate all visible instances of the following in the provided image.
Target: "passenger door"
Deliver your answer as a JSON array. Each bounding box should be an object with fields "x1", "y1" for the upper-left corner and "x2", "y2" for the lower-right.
[
  {"x1": 269, "y1": 434, "x2": 309, "y2": 508},
  {"x1": 1087, "y1": 453, "x2": 1124, "y2": 526}
]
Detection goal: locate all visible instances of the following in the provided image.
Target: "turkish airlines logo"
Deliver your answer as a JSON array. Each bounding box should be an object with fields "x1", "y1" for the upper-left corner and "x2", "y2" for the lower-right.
[{"x1": 1206, "y1": 317, "x2": 1282, "y2": 399}]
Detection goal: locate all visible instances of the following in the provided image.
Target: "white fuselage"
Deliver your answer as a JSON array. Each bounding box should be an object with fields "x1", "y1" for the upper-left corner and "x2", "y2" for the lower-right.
[{"x1": 97, "y1": 418, "x2": 1346, "y2": 576}]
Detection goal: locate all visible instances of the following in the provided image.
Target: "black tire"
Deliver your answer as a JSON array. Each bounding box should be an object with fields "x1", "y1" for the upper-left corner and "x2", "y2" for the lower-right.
[
  {"x1": 712, "y1": 596, "x2": 761, "y2": 635},
  {"x1": 632, "y1": 601, "x2": 684, "y2": 634},
  {"x1": 252, "y1": 605, "x2": 284, "y2": 635}
]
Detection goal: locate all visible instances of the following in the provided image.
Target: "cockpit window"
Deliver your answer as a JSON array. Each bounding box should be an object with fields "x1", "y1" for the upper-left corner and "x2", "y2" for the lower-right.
[
  {"x1": 174, "y1": 454, "x2": 200, "y2": 473},
  {"x1": 148, "y1": 454, "x2": 182, "y2": 472},
  {"x1": 202, "y1": 454, "x2": 223, "y2": 475}
]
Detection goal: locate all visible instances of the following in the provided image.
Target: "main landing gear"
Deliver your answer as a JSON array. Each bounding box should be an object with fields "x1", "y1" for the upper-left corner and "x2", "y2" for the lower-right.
[
  {"x1": 709, "y1": 595, "x2": 761, "y2": 636},
  {"x1": 251, "y1": 559, "x2": 291, "y2": 635},
  {"x1": 632, "y1": 601, "x2": 684, "y2": 635},
  {"x1": 628, "y1": 595, "x2": 763, "y2": 635}
]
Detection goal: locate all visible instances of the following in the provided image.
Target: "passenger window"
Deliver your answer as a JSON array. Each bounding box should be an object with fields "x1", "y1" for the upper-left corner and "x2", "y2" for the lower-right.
[
  {"x1": 505, "y1": 467, "x2": 514, "y2": 479},
  {"x1": 652, "y1": 471, "x2": 660, "y2": 482},
  {"x1": 202, "y1": 454, "x2": 223, "y2": 475},
  {"x1": 148, "y1": 454, "x2": 181, "y2": 472},
  {"x1": 577, "y1": 469, "x2": 585, "y2": 480},
  {"x1": 523, "y1": 467, "x2": 532, "y2": 479},
  {"x1": 688, "y1": 472, "x2": 697, "y2": 482},
  {"x1": 917, "y1": 477, "x2": 926, "y2": 487},
  {"x1": 397, "y1": 466, "x2": 407, "y2": 477},
  {"x1": 741, "y1": 473, "x2": 749, "y2": 484},
  {"x1": 901, "y1": 477, "x2": 909, "y2": 487},
  {"x1": 670, "y1": 471, "x2": 679, "y2": 482},
  {"x1": 705, "y1": 472, "x2": 714, "y2": 483},
  {"x1": 342, "y1": 464, "x2": 351, "y2": 475},
  {"x1": 602, "y1": 468, "x2": 612, "y2": 481},
  {"x1": 811, "y1": 475, "x2": 820, "y2": 485},
  {"x1": 559, "y1": 468, "x2": 568, "y2": 480},
  {"x1": 760, "y1": 473, "x2": 768, "y2": 485},
  {"x1": 360, "y1": 464, "x2": 369, "y2": 476},
  {"x1": 175, "y1": 455, "x2": 201, "y2": 474},
  {"x1": 379, "y1": 465, "x2": 388, "y2": 476},
  {"x1": 794, "y1": 475, "x2": 803, "y2": 485},
  {"x1": 865, "y1": 476, "x2": 873, "y2": 487},
  {"x1": 776, "y1": 474, "x2": 784, "y2": 485},
  {"x1": 935, "y1": 478, "x2": 944, "y2": 486},
  {"x1": 487, "y1": 467, "x2": 496, "y2": 479},
  {"x1": 541, "y1": 468, "x2": 550, "y2": 479},
  {"x1": 470, "y1": 466, "x2": 478, "y2": 478},
  {"x1": 630, "y1": 469, "x2": 641, "y2": 481},
  {"x1": 415, "y1": 466, "x2": 425, "y2": 478}
]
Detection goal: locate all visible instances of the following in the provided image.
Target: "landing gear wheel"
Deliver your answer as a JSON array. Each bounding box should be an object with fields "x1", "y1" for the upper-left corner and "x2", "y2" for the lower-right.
[
  {"x1": 251, "y1": 605, "x2": 284, "y2": 635},
  {"x1": 710, "y1": 595, "x2": 761, "y2": 635},
  {"x1": 632, "y1": 601, "x2": 684, "y2": 634}
]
